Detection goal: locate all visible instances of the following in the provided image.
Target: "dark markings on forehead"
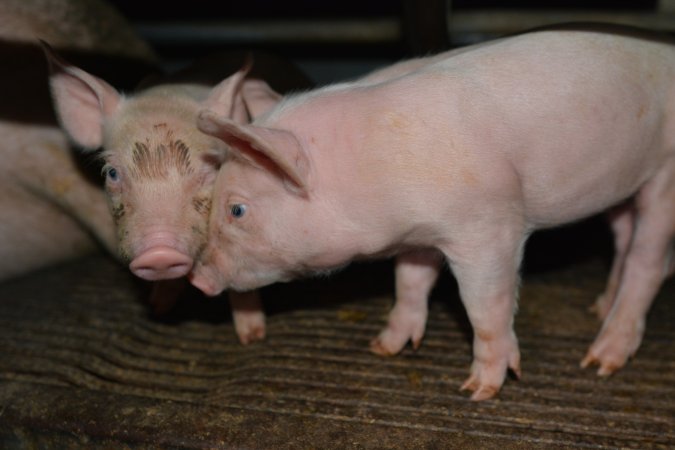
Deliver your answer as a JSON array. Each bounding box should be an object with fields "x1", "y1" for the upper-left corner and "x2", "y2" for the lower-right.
[
  {"x1": 130, "y1": 137, "x2": 194, "y2": 180},
  {"x1": 192, "y1": 195, "x2": 211, "y2": 218}
]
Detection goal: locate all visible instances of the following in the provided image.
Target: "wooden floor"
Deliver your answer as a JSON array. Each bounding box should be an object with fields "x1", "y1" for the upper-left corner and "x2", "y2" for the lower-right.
[{"x1": 0, "y1": 221, "x2": 673, "y2": 449}]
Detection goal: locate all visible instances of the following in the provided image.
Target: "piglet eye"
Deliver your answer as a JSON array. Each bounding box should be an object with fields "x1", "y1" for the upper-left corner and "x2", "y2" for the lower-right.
[
  {"x1": 106, "y1": 167, "x2": 119, "y2": 182},
  {"x1": 230, "y1": 204, "x2": 247, "y2": 218}
]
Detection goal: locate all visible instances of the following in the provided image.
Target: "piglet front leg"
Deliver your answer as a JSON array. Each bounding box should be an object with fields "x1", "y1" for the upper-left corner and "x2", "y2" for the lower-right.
[
  {"x1": 150, "y1": 280, "x2": 265, "y2": 345},
  {"x1": 447, "y1": 224, "x2": 526, "y2": 401},
  {"x1": 370, "y1": 249, "x2": 443, "y2": 355},
  {"x1": 229, "y1": 290, "x2": 266, "y2": 344}
]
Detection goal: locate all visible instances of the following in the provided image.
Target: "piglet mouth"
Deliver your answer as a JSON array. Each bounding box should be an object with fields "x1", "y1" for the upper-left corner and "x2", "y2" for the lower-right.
[{"x1": 130, "y1": 246, "x2": 194, "y2": 280}]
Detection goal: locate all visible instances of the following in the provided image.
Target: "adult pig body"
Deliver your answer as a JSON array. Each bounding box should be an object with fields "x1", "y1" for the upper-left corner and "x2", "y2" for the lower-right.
[{"x1": 193, "y1": 29, "x2": 675, "y2": 400}]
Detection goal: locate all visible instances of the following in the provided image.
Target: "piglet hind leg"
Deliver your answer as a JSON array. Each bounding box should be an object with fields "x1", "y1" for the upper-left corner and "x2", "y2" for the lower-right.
[
  {"x1": 229, "y1": 290, "x2": 266, "y2": 345},
  {"x1": 591, "y1": 203, "x2": 636, "y2": 320},
  {"x1": 447, "y1": 226, "x2": 527, "y2": 401},
  {"x1": 582, "y1": 158, "x2": 675, "y2": 375},
  {"x1": 370, "y1": 249, "x2": 443, "y2": 356}
]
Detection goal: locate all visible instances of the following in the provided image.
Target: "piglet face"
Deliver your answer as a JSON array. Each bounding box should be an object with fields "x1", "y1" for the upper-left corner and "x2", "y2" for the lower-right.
[
  {"x1": 190, "y1": 155, "x2": 308, "y2": 294},
  {"x1": 189, "y1": 112, "x2": 316, "y2": 295},
  {"x1": 44, "y1": 44, "x2": 271, "y2": 281},
  {"x1": 101, "y1": 118, "x2": 224, "y2": 279}
]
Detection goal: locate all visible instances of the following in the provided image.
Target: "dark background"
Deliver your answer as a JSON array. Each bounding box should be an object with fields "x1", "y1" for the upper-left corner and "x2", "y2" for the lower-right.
[{"x1": 109, "y1": 0, "x2": 668, "y2": 85}]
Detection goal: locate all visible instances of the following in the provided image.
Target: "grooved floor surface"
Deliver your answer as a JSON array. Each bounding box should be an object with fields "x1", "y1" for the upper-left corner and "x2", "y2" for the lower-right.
[{"x1": 0, "y1": 228, "x2": 673, "y2": 448}]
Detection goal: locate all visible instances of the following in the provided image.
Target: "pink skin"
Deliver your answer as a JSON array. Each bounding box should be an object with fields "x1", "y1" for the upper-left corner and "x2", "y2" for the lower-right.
[
  {"x1": 0, "y1": 123, "x2": 116, "y2": 281},
  {"x1": 190, "y1": 29, "x2": 675, "y2": 400},
  {"x1": 45, "y1": 49, "x2": 280, "y2": 344}
]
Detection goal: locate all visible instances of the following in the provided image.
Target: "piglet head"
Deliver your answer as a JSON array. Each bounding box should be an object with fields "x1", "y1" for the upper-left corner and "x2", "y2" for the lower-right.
[
  {"x1": 189, "y1": 111, "x2": 316, "y2": 295},
  {"x1": 44, "y1": 43, "x2": 278, "y2": 281}
]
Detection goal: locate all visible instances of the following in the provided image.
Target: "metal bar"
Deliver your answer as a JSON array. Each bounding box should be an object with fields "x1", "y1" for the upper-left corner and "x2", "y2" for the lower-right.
[
  {"x1": 401, "y1": 0, "x2": 450, "y2": 55},
  {"x1": 659, "y1": 0, "x2": 675, "y2": 13},
  {"x1": 450, "y1": 10, "x2": 675, "y2": 43},
  {"x1": 135, "y1": 19, "x2": 401, "y2": 45},
  {"x1": 134, "y1": 10, "x2": 675, "y2": 47}
]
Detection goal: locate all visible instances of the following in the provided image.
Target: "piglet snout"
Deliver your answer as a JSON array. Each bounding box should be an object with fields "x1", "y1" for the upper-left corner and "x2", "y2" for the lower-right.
[{"x1": 130, "y1": 246, "x2": 193, "y2": 280}]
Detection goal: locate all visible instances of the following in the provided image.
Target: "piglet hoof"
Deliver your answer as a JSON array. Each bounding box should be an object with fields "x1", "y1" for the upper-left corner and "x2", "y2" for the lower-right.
[
  {"x1": 459, "y1": 358, "x2": 520, "y2": 402},
  {"x1": 369, "y1": 325, "x2": 424, "y2": 356},
  {"x1": 369, "y1": 305, "x2": 427, "y2": 356},
  {"x1": 580, "y1": 352, "x2": 622, "y2": 377},
  {"x1": 460, "y1": 376, "x2": 499, "y2": 402},
  {"x1": 236, "y1": 320, "x2": 266, "y2": 345},
  {"x1": 580, "y1": 322, "x2": 643, "y2": 376},
  {"x1": 232, "y1": 310, "x2": 266, "y2": 345},
  {"x1": 369, "y1": 336, "x2": 400, "y2": 356},
  {"x1": 229, "y1": 291, "x2": 266, "y2": 345},
  {"x1": 460, "y1": 334, "x2": 521, "y2": 401}
]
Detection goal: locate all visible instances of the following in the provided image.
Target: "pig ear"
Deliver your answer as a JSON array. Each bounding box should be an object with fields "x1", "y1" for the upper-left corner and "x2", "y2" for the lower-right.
[
  {"x1": 241, "y1": 79, "x2": 282, "y2": 119},
  {"x1": 41, "y1": 40, "x2": 122, "y2": 150},
  {"x1": 201, "y1": 58, "x2": 252, "y2": 124},
  {"x1": 198, "y1": 110, "x2": 311, "y2": 195}
]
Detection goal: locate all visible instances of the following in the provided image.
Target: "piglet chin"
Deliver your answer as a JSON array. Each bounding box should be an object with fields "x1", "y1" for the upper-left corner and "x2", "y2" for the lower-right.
[{"x1": 130, "y1": 246, "x2": 193, "y2": 281}]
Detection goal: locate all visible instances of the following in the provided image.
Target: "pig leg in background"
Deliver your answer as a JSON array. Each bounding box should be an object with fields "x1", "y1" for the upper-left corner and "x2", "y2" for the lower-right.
[
  {"x1": 370, "y1": 249, "x2": 443, "y2": 355},
  {"x1": 582, "y1": 157, "x2": 675, "y2": 375},
  {"x1": 149, "y1": 279, "x2": 264, "y2": 344},
  {"x1": 591, "y1": 203, "x2": 636, "y2": 320},
  {"x1": 447, "y1": 223, "x2": 527, "y2": 401}
]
